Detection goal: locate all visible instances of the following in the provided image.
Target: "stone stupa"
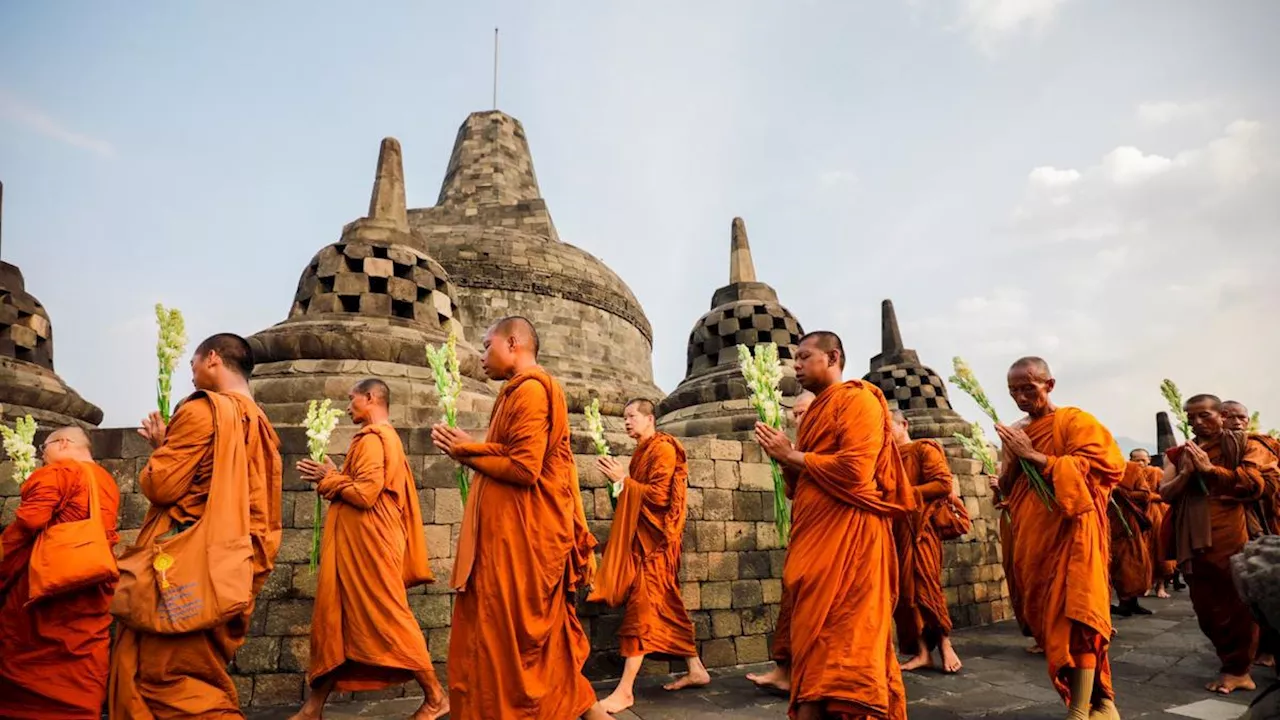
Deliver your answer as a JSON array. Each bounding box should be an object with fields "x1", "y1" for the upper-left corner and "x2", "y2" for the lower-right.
[
  {"x1": 656, "y1": 217, "x2": 804, "y2": 438},
  {"x1": 863, "y1": 299, "x2": 969, "y2": 440},
  {"x1": 248, "y1": 139, "x2": 493, "y2": 426},
  {"x1": 0, "y1": 181, "x2": 103, "y2": 429},
  {"x1": 407, "y1": 110, "x2": 662, "y2": 416}
]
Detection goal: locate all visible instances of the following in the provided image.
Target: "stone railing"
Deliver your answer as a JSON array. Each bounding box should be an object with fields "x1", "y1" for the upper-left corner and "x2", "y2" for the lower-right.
[{"x1": 0, "y1": 428, "x2": 1009, "y2": 708}]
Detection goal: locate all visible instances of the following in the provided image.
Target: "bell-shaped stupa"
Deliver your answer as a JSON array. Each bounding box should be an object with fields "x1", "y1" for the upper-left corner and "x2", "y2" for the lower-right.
[
  {"x1": 656, "y1": 218, "x2": 804, "y2": 437},
  {"x1": 248, "y1": 139, "x2": 493, "y2": 426},
  {"x1": 0, "y1": 181, "x2": 102, "y2": 429},
  {"x1": 862, "y1": 299, "x2": 969, "y2": 439},
  {"x1": 407, "y1": 110, "x2": 661, "y2": 416}
]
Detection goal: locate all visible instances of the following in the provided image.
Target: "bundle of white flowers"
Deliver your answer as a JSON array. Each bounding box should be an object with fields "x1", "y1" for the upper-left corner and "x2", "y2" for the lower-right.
[
  {"x1": 739, "y1": 343, "x2": 789, "y2": 546},
  {"x1": 304, "y1": 398, "x2": 344, "y2": 571}
]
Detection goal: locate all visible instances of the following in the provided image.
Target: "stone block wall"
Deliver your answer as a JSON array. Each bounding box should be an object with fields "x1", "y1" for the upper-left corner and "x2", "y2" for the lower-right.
[{"x1": 0, "y1": 428, "x2": 1009, "y2": 708}]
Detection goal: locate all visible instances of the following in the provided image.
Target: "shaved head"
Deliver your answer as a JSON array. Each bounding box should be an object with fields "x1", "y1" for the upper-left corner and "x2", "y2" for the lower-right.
[
  {"x1": 42, "y1": 426, "x2": 93, "y2": 463},
  {"x1": 624, "y1": 398, "x2": 655, "y2": 417},
  {"x1": 352, "y1": 378, "x2": 391, "y2": 407},
  {"x1": 791, "y1": 390, "x2": 816, "y2": 425},
  {"x1": 1009, "y1": 356, "x2": 1052, "y2": 380},
  {"x1": 1220, "y1": 399, "x2": 1249, "y2": 432},
  {"x1": 891, "y1": 409, "x2": 907, "y2": 423},
  {"x1": 492, "y1": 316, "x2": 540, "y2": 358},
  {"x1": 1185, "y1": 394, "x2": 1222, "y2": 411},
  {"x1": 195, "y1": 333, "x2": 255, "y2": 380},
  {"x1": 48, "y1": 426, "x2": 91, "y2": 447},
  {"x1": 799, "y1": 331, "x2": 845, "y2": 370}
]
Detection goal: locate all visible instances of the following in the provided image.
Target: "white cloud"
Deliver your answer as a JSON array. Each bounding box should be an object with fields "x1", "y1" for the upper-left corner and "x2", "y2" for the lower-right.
[
  {"x1": 958, "y1": 0, "x2": 1071, "y2": 54},
  {"x1": 1028, "y1": 166, "x2": 1080, "y2": 188},
  {"x1": 1102, "y1": 146, "x2": 1174, "y2": 185},
  {"x1": 0, "y1": 89, "x2": 116, "y2": 157}
]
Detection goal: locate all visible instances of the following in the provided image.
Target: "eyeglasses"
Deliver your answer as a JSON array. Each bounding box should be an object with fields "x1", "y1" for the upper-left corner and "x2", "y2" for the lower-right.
[{"x1": 40, "y1": 437, "x2": 71, "y2": 453}]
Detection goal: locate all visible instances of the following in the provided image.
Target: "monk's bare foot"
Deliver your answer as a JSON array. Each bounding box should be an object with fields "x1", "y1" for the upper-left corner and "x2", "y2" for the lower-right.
[
  {"x1": 1206, "y1": 672, "x2": 1255, "y2": 694},
  {"x1": 900, "y1": 652, "x2": 934, "y2": 672},
  {"x1": 598, "y1": 690, "x2": 634, "y2": 714},
  {"x1": 286, "y1": 708, "x2": 322, "y2": 720},
  {"x1": 583, "y1": 702, "x2": 616, "y2": 720},
  {"x1": 1256, "y1": 653, "x2": 1276, "y2": 668},
  {"x1": 941, "y1": 642, "x2": 963, "y2": 674},
  {"x1": 746, "y1": 665, "x2": 791, "y2": 693},
  {"x1": 664, "y1": 669, "x2": 711, "y2": 691},
  {"x1": 411, "y1": 698, "x2": 449, "y2": 720},
  {"x1": 1156, "y1": 587, "x2": 1171, "y2": 599},
  {"x1": 1026, "y1": 643, "x2": 1045, "y2": 655}
]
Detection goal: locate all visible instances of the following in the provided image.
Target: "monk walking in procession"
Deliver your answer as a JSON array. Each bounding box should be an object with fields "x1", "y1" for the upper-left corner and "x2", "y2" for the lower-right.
[
  {"x1": 891, "y1": 409, "x2": 964, "y2": 674},
  {"x1": 589, "y1": 398, "x2": 710, "y2": 713},
  {"x1": 754, "y1": 332, "x2": 911, "y2": 720},
  {"x1": 994, "y1": 357, "x2": 1124, "y2": 720},
  {"x1": 1160, "y1": 394, "x2": 1271, "y2": 694},
  {"x1": 1110, "y1": 453, "x2": 1156, "y2": 618},
  {"x1": 109, "y1": 334, "x2": 283, "y2": 718},
  {"x1": 0, "y1": 427, "x2": 120, "y2": 720},
  {"x1": 289, "y1": 379, "x2": 447, "y2": 720},
  {"x1": 432, "y1": 317, "x2": 611, "y2": 719}
]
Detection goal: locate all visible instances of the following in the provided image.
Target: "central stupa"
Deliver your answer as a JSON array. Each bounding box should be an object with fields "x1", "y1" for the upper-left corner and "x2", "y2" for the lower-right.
[{"x1": 407, "y1": 111, "x2": 662, "y2": 415}]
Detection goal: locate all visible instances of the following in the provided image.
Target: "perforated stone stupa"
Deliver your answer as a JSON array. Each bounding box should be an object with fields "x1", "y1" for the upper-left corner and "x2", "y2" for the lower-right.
[
  {"x1": 0, "y1": 182, "x2": 102, "y2": 429},
  {"x1": 407, "y1": 110, "x2": 661, "y2": 415},
  {"x1": 656, "y1": 218, "x2": 804, "y2": 437},
  {"x1": 248, "y1": 139, "x2": 493, "y2": 426},
  {"x1": 863, "y1": 299, "x2": 968, "y2": 439}
]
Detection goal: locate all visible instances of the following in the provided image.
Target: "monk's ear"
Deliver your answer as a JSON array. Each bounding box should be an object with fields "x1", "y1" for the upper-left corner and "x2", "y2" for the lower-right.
[{"x1": 1044, "y1": 377, "x2": 1056, "y2": 393}]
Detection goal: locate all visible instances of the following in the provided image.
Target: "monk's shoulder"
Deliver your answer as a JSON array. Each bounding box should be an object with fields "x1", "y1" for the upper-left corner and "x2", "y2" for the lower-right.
[
  {"x1": 21, "y1": 463, "x2": 73, "y2": 493},
  {"x1": 508, "y1": 374, "x2": 552, "y2": 414},
  {"x1": 912, "y1": 438, "x2": 946, "y2": 457},
  {"x1": 171, "y1": 393, "x2": 216, "y2": 434}
]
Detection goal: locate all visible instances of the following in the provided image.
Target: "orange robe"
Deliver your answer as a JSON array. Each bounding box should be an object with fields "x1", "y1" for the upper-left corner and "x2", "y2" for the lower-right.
[
  {"x1": 588, "y1": 432, "x2": 697, "y2": 658},
  {"x1": 308, "y1": 424, "x2": 436, "y2": 691},
  {"x1": 0, "y1": 460, "x2": 120, "y2": 719},
  {"x1": 1253, "y1": 433, "x2": 1280, "y2": 535},
  {"x1": 994, "y1": 491, "x2": 1030, "y2": 635},
  {"x1": 1108, "y1": 461, "x2": 1154, "y2": 600},
  {"x1": 108, "y1": 392, "x2": 282, "y2": 719},
  {"x1": 893, "y1": 439, "x2": 955, "y2": 652},
  {"x1": 448, "y1": 367, "x2": 598, "y2": 719},
  {"x1": 1145, "y1": 467, "x2": 1176, "y2": 584},
  {"x1": 1166, "y1": 433, "x2": 1268, "y2": 676},
  {"x1": 783, "y1": 380, "x2": 912, "y2": 719},
  {"x1": 1000, "y1": 408, "x2": 1124, "y2": 706}
]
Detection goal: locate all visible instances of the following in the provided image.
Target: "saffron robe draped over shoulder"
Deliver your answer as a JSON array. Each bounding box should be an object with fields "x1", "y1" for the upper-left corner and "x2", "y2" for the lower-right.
[
  {"x1": 1109, "y1": 461, "x2": 1154, "y2": 599},
  {"x1": 1145, "y1": 466, "x2": 1176, "y2": 585},
  {"x1": 0, "y1": 460, "x2": 120, "y2": 720},
  {"x1": 1167, "y1": 433, "x2": 1269, "y2": 676},
  {"x1": 108, "y1": 392, "x2": 282, "y2": 719},
  {"x1": 308, "y1": 423, "x2": 436, "y2": 692},
  {"x1": 893, "y1": 438, "x2": 955, "y2": 652},
  {"x1": 448, "y1": 367, "x2": 598, "y2": 720},
  {"x1": 588, "y1": 432, "x2": 697, "y2": 658},
  {"x1": 783, "y1": 380, "x2": 913, "y2": 720},
  {"x1": 1000, "y1": 408, "x2": 1124, "y2": 706}
]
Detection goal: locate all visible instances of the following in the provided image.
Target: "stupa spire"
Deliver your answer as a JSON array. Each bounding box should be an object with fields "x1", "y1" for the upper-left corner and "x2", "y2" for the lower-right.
[
  {"x1": 1156, "y1": 411, "x2": 1178, "y2": 456},
  {"x1": 367, "y1": 138, "x2": 409, "y2": 231},
  {"x1": 729, "y1": 217, "x2": 757, "y2": 284},
  {"x1": 881, "y1": 299, "x2": 904, "y2": 355}
]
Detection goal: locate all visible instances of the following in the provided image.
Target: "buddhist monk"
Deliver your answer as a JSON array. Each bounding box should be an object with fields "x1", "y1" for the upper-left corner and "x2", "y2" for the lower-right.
[
  {"x1": 1223, "y1": 401, "x2": 1280, "y2": 669},
  {"x1": 1160, "y1": 394, "x2": 1269, "y2": 694},
  {"x1": 753, "y1": 331, "x2": 911, "y2": 720},
  {"x1": 988, "y1": 471, "x2": 1039, "y2": 653},
  {"x1": 289, "y1": 379, "x2": 447, "y2": 720},
  {"x1": 431, "y1": 317, "x2": 609, "y2": 720},
  {"x1": 589, "y1": 398, "x2": 710, "y2": 713},
  {"x1": 108, "y1": 333, "x2": 283, "y2": 719},
  {"x1": 1131, "y1": 450, "x2": 1174, "y2": 599},
  {"x1": 0, "y1": 427, "x2": 119, "y2": 719},
  {"x1": 994, "y1": 357, "x2": 1124, "y2": 720},
  {"x1": 746, "y1": 389, "x2": 813, "y2": 694},
  {"x1": 1109, "y1": 454, "x2": 1155, "y2": 617},
  {"x1": 890, "y1": 410, "x2": 963, "y2": 674}
]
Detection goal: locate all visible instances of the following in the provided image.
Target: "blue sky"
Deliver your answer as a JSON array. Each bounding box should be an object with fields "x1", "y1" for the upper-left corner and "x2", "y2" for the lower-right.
[{"x1": 2, "y1": 0, "x2": 1277, "y2": 441}]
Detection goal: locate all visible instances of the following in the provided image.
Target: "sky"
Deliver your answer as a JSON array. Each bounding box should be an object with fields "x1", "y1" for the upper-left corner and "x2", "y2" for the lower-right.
[{"x1": 1, "y1": 0, "x2": 1277, "y2": 443}]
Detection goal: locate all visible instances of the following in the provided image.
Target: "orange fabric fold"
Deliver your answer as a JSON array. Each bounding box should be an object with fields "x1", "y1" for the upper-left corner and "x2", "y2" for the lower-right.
[
  {"x1": 446, "y1": 367, "x2": 598, "y2": 719},
  {"x1": 1004, "y1": 408, "x2": 1124, "y2": 706},
  {"x1": 308, "y1": 423, "x2": 436, "y2": 692},
  {"x1": 1144, "y1": 466, "x2": 1176, "y2": 584},
  {"x1": 893, "y1": 439, "x2": 955, "y2": 652},
  {"x1": 0, "y1": 461, "x2": 120, "y2": 720},
  {"x1": 1109, "y1": 461, "x2": 1154, "y2": 599},
  {"x1": 1173, "y1": 434, "x2": 1267, "y2": 675},
  {"x1": 589, "y1": 432, "x2": 696, "y2": 658},
  {"x1": 108, "y1": 392, "x2": 282, "y2": 719},
  {"x1": 782, "y1": 380, "x2": 911, "y2": 719}
]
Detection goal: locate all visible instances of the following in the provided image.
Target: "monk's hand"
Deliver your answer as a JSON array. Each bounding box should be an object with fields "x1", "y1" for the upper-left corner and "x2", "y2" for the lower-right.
[
  {"x1": 755, "y1": 422, "x2": 793, "y2": 460},
  {"x1": 986, "y1": 474, "x2": 1001, "y2": 495},
  {"x1": 296, "y1": 457, "x2": 335, "y2": 483},
  {"x1": 994, "y1": 424, "x2": 1036, "y2": 460},
  {"x1": 138, "y1": 411, "x2": 168, "y2": 449},
  {"x1": 431, "y1": 423, "x2": 471, "y2": 457},
  {"x1": 597, "y1": 456, "x2": 627, "y2": 484},
  {"x1": 1185, "y1": 441, "x2": 1213, "y2": 472}
]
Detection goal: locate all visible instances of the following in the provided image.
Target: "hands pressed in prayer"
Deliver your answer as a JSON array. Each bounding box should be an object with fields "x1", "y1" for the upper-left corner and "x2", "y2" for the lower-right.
[
  {"x1": 431, "y1": 424, "x2": 473, "y2": 458},
  {"x1": 993, "y1": 424, "x2": 1035, "y2": 460},
  {"x1": 296, "y1": 457, "x2": 337, "y2": 483},
  {"x1": 597, "y1": 456, "x2": 627, "y2": 484},
  {"x1": 138, "y1": 412, "x2": 168, "y2": 449},
  {"x1": 754, "y1": 422, "x2": 793, "y2": 462},
  {"x1": 1184, "y1": 441, "x2": 1213, "y2": 472}
]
